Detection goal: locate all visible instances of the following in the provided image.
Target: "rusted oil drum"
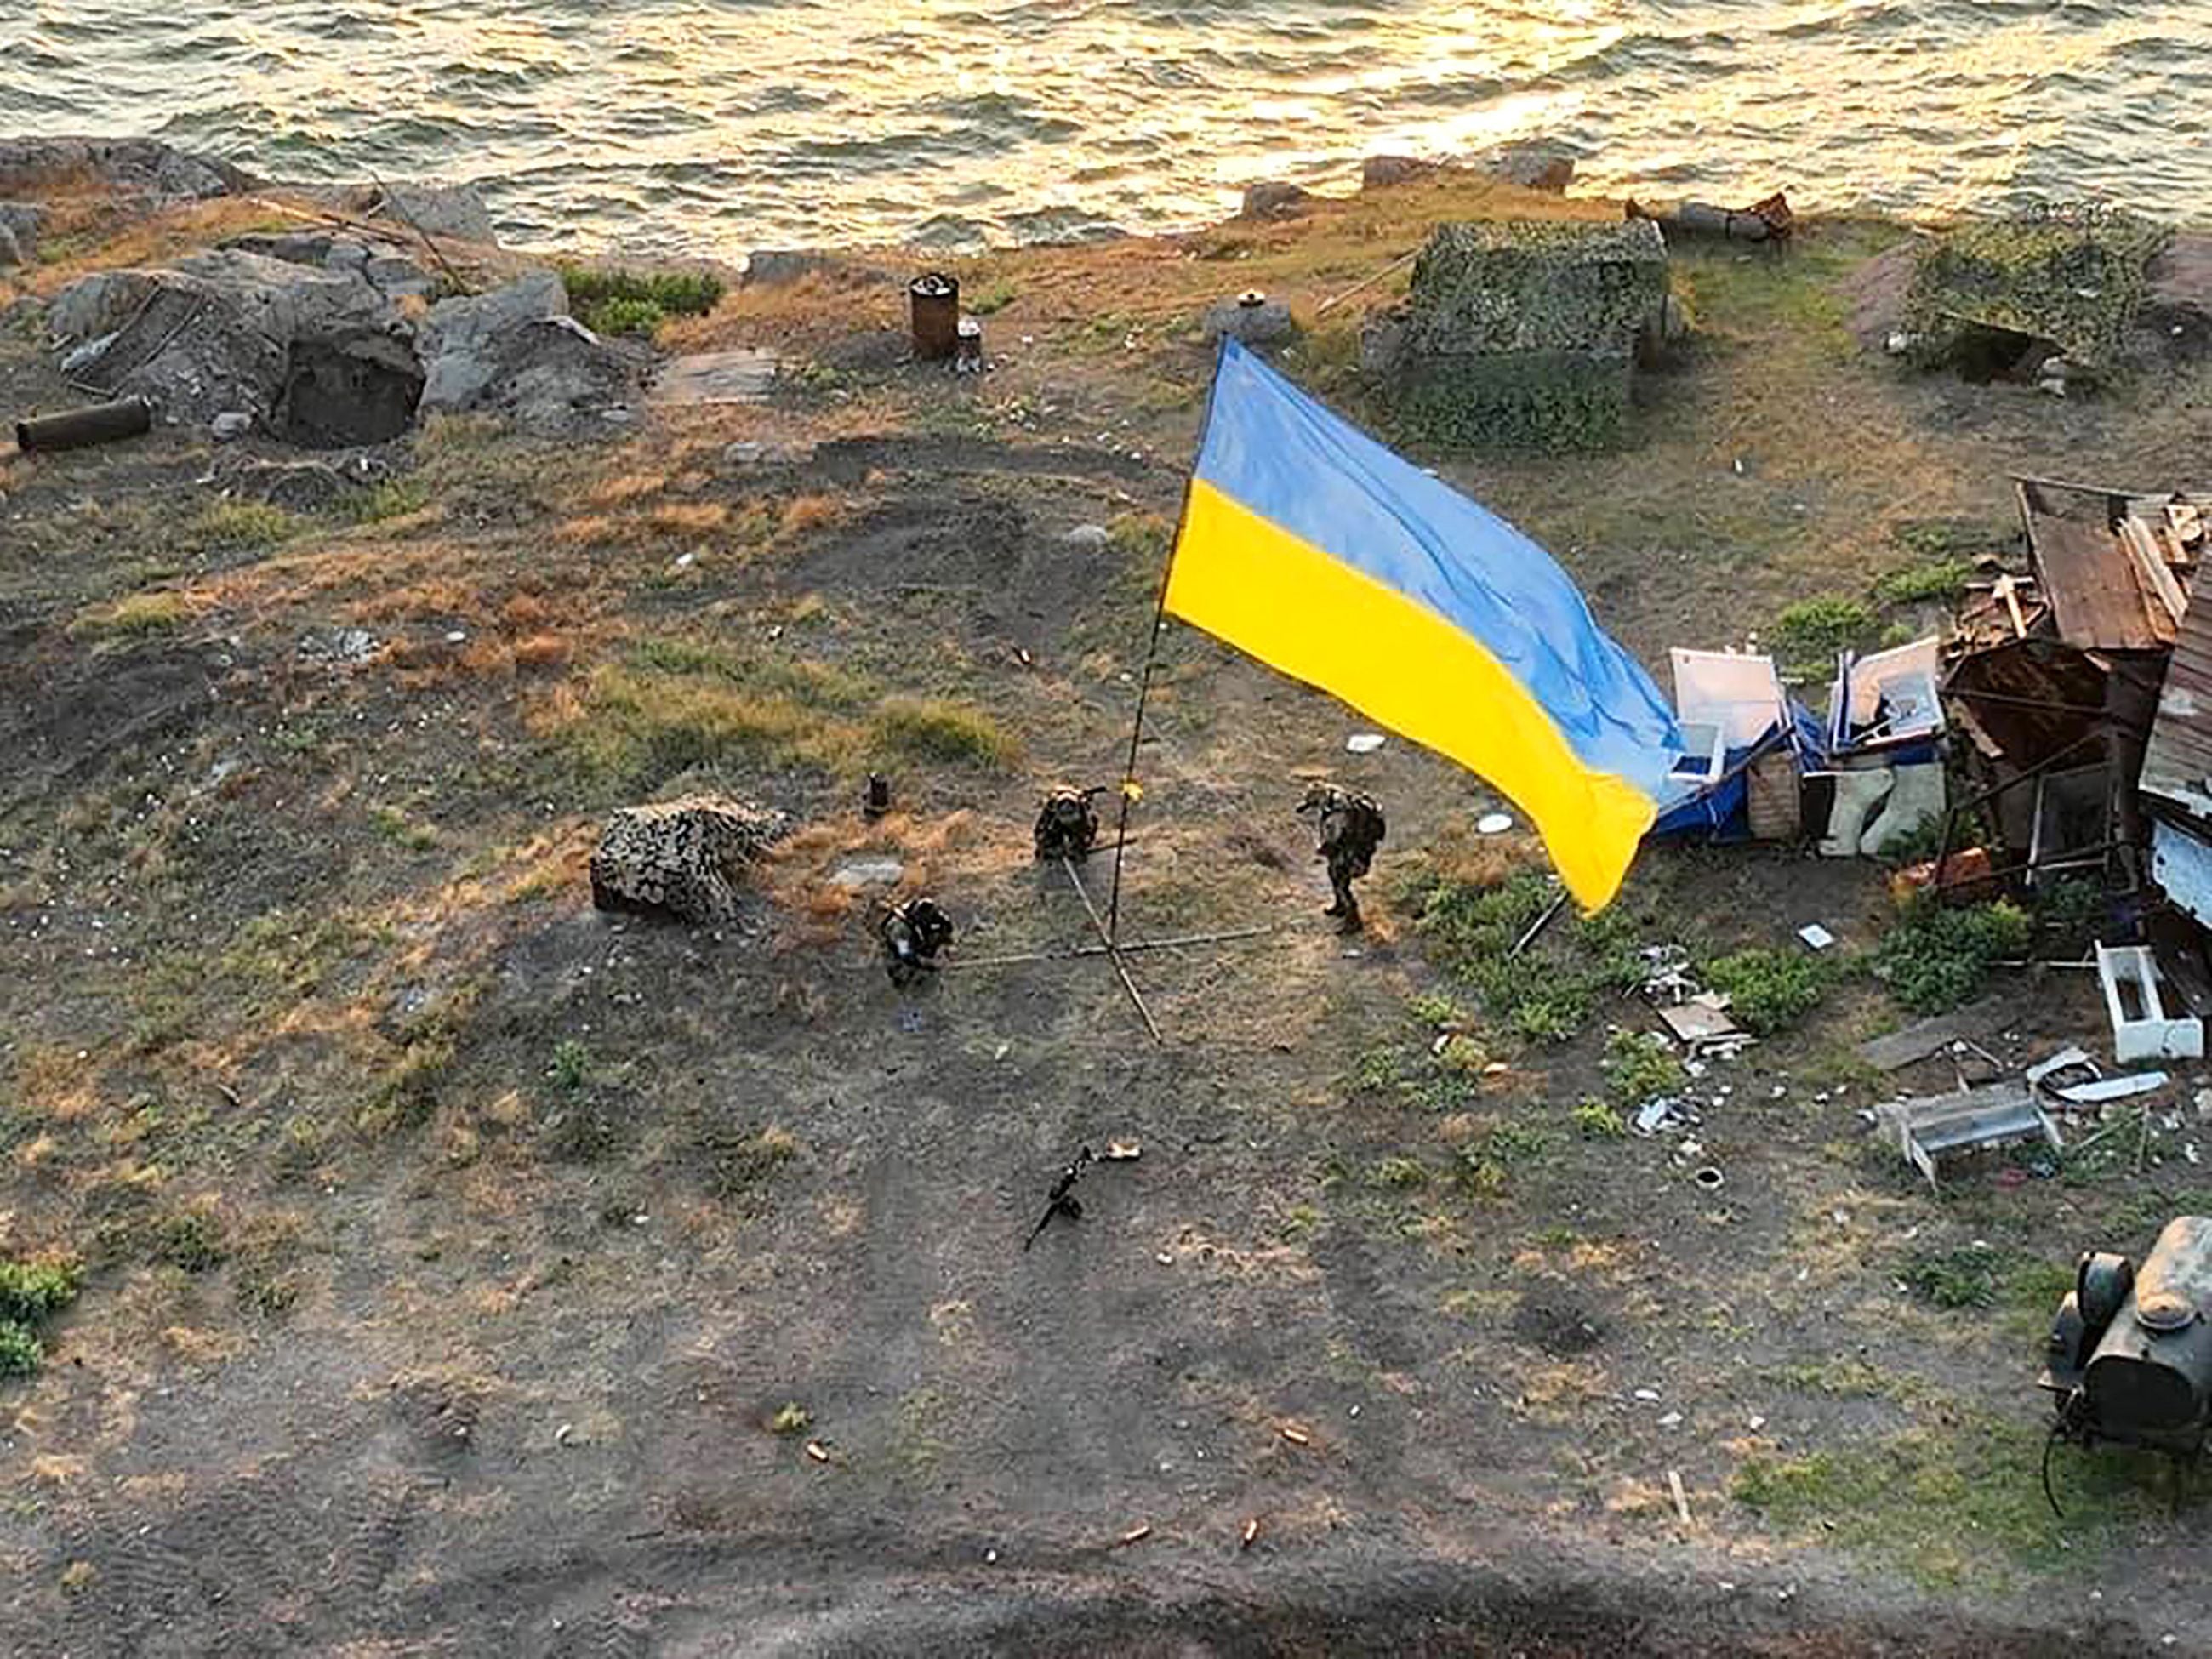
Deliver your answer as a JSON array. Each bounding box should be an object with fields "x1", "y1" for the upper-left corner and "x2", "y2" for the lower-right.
[
  {"x1": 909, "y1": 272, "x2": 959, "y2": 361},
  {"x1": 2084, "y1": 1216, "x2": 2212, "y2": 1450}
]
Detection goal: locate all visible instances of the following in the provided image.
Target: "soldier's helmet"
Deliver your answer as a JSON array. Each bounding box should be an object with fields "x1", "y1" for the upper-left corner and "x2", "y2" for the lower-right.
[{"x1": 1294, "y1": 781, "x2": 1341, "y2": 817}]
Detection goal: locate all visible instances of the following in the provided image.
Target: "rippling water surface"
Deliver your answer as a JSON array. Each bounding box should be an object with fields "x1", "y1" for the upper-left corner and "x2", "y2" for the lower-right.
[{"x1": 3, "y1": 2, "x2": 2208, "y2": 257}]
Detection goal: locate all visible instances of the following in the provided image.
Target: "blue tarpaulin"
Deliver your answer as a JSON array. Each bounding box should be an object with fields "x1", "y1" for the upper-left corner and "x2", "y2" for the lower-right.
[{"x1": 1650, "y1": 700, "x2": 1827, "y2": 842}]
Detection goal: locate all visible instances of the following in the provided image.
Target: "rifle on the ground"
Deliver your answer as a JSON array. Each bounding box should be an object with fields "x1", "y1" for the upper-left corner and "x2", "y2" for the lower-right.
[{"x1": 1023, "y1": 1146, "x2": 1095, "y2": 1251}]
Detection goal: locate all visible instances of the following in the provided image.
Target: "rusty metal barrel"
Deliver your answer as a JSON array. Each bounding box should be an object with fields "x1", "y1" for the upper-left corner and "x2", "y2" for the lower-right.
[
  {"x1": 16, "y1": 396, "x2": 154, "y2": 453},
  {"x1": 909, "y1": 273, "x2": 960, "y2": 362}
]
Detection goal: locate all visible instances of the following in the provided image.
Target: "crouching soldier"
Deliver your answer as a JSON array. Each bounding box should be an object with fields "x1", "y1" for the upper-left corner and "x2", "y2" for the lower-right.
[
  {"x1": 1033, "y1": 784, "x2": 1104, "y2": 862},
  {"x1": 879, "y1": 897, "x2": 955, "y2": 987},
  {"x1": 1296, "y1": 784, "x2": 1386, "y2": 932}
]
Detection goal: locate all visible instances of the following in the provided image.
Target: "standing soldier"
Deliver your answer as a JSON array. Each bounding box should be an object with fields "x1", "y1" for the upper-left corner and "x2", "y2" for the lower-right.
[{"x1": 1295, "y1": 783, "x2": 1386, "y2": 932}]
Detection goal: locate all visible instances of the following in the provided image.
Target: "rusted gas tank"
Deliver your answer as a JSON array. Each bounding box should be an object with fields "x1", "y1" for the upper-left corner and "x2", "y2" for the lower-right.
[{"x1": 2070, "y1": 1217, "x2": 2212, "y2": 1452}]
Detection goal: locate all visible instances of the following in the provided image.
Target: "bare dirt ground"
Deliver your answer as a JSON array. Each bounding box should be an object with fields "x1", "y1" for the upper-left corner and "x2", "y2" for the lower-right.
[{"x1": 3, "y1": 170, "x2": 2212, "y2": 1655}]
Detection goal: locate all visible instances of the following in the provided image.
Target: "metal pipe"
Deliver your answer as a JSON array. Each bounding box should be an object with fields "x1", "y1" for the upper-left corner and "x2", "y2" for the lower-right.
[{"x1": 15, "y1": 396, "x2": 153, "y2": 453}]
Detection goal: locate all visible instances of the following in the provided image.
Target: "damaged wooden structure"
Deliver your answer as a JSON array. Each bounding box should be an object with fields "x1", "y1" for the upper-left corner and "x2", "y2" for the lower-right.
[{"x1": 1933, "y1": 477, "x2": 2209, "y2": 895}]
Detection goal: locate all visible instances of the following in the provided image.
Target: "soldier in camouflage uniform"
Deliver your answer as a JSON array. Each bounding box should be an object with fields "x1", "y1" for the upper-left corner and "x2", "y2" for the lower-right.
[
  {"x1": 1295, "y1": 783, "x2": 1387, "y2": 933},
  {"x1": 1032, "y1": 784, "x2": 1105, "y2": 862},
  {"x1": 878, "y1": 896, "x2": 955, "y2": 987}
]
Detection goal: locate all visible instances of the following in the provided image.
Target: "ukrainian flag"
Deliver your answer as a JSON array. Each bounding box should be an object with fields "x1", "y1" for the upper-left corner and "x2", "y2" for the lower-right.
[{"x1": 1164, "y1": 341, "x2": 1685, "y2": 911}]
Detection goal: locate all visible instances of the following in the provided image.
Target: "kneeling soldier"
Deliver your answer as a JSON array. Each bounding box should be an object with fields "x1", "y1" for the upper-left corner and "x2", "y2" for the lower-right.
[
  {"x1": 879, "y1": 896, "x2": 955, "y2": 987},
  {"x1": 1033, "y1": 784, "x2": 1104, "y2": 863}
]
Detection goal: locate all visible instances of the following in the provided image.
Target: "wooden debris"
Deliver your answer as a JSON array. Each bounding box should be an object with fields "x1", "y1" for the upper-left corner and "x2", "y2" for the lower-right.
[
  {"x1": 1240, "y1": 1516, "x2": 1261, "y2": 1550},
  {"x1": 1279, "y1": 1425, "x2": 1311, "y2": 1447},
  {"x1": 1115, "y1": 1524, "x2": 1152, "y2": 1547},
  {"x1": 804, "y1": 1440, "x2": 830, "y2": 1463},
  {"x1": 1668, "y1": 1468, "x2": 1692, "y2": 1526},
  {"x1": 1103, "y1": 1141, "x2": 1142, "y2": 1161}
]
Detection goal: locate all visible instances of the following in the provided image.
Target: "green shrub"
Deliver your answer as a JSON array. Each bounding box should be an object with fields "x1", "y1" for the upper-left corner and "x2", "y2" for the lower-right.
[
  {"x1": 0, "y1": 1258, "x2": 83, "y2": 1325},
  {"x1": 0, "y1": 1321, "x2": 43, "y2": 1377},
  {"x1": 1874, "y1": 898, "x2": 2034, "y2": 1013},
  {"x1": 770, "y1": 1402, "x2": 812, "y2": 1435},
  {"x1": 1368, "y1": 1155, "x2": 1429, "y2": 1190},
  {"x1": 560, "y1": 266, "x2": 725, "y2": 339},
  {"x1": 1602, "y1": 1029, "x2": 1683, "y2": 1108},
  {"x1": 550, "y1": 1039, "x2": 592, "y2": 1095},
  {"x1": 1773, "y1": 595, "x2": 1875, "y2": 664},
  {"x1": 1901, "y1": 1244, "x2": 1999, "y2": 1310},
  {"x1": 1573, "y1": 1097, "x2": 1628, "y2": 1139},
  {"x1": 1704, "y1": 948, "x2": 1830, "y2": 1035},
  {"x1": 1873, "y1": 559, "x2": 1973, "y2": 607}
]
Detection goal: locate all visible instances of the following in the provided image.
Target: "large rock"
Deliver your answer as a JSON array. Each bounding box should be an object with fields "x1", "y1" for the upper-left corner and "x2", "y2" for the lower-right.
[
  {"x1": 46, "y1": 247, "x2": 419, "y2": 439},
  {"x1": 1477, "y1": 141, "x2": 1576, "y2": 193},
  {"x1": 1361, "y1": 156, "x2": 1436, "y2": 191},
  {"x1": 311, "y1": 180, "x2": 500, "y2": 247},
  {"x1": 418, "y1": 271, "x2": 642, "y2": 427},
  {"x1": 589, "y1": 796, "x2": 792, "y2": 926},
  {"x1": 1240, "y1": 181, "x2": 1314, "y2": 221},
  {"x1": 0, "y1": 136, "x2": 248, "y2": 201}
]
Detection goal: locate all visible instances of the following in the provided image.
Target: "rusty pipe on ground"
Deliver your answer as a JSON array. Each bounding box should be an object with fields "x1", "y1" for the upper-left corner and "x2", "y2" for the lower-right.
[{"x1": 15, "y1": 396, "x2": 154, "y2": 453}]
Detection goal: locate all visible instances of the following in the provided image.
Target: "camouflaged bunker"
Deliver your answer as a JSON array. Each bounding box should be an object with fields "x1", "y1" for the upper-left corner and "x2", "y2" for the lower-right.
[{"x1": 1364, "y1": 218, "x2": 1672, "y2": 450}]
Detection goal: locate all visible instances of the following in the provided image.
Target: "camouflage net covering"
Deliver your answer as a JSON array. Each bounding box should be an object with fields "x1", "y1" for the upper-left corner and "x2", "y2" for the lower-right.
[
  {"x1": 1901, "y1": 207, "x2": 2174, "y2": 370},
  {"x1": 1377, "y1": 219, "x2": 1667, "y2": 451}
]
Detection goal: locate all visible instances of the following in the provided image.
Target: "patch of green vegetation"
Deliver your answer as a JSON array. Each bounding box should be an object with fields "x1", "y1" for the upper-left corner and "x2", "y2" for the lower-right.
[
  {"x1": 151, "y1": 1207, "x2": 227, "y2": 1274},
  {"x1": 1601, "y1": 1029, "x2": 1683, "y2": 1109},
  {"x1": 1703, "y1": 947, "x2": 1832, "y2": 1035},
  {"x1": 184, "y1": 501, "x2": 299, "y2": 552},
  {"x1": 1572, "y1": 1097, "x2": 1628, "y2": 1139},
  {"x1": 1900, "y1": 1242, "x2": 2001, "y2": 1309},
  {"x1": 1395, "y1": 864, "x2": 1655, "y2": 1046},
  {"x1": 549, "y1": 1039, "x2": 593, "y2": 1095},
  {"x1": 339, "y1": 479, "x2": 431, "y2": 525},
  {"x1": 1733, "y1": 1416, "x2": 2163, "y2": 1588},
  {"x1": 1451, "y1": 1119, "x2": 1554, "y2": 1199},
  {"x1": 1772, "y1": 595, "x2": 1875, "y2": 667},
  {"x1": 1766, "y1": 1358, "x2": 1908, "y2": 1400},
  {"x1": 965, "y1": 279, "x2": 1018, "y2": 316},
  {"x1": 1872, "y1": 558, "x2": 1974, "y2": 607},
  {"x1": 0, "y1": 1258, "x2": 83, "y2": 1327},
  {"x1": 1873, "y1": 897, "x2": 2033, "y2": 1013},
  {"x1": 1874, "y1": 807, "x2": 1987, "y2": 869},
  {"x1": 368, "y1": 803, "x2": 438, "y2": 852},
  {"x1": 67, "y1": 590, "x2": 195, "y2": 640},
  {"x1": 1367, "y1": 1155, "x2": 1429, "y2": 1191},
  {"x1": 0, "y1": 1321, "x2": 43, "y2": 1377},
  {"x1": 871, "y1": 697, "x2": 1019, "y2": 769},
  {"x1": 770, "y1": 1402, "x2": 812, "y2": 1435},
  {"x1": 559, "y1": 265, "x2": 725, "y2": 338},
  {"x1": 238, "y1": 1271, "x2": 302, "y2": 1318}
]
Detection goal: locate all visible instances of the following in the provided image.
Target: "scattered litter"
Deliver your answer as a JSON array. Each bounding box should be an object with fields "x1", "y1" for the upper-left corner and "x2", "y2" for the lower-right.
[
  {"x1": 1345, "y1": 733, "x2": 1387, "y2": 755},
  {"x1": 1639, "y1": 944, "x2": 1699, "y2": 1003},
  {"x1": 2097, "y1": 943, "x2": 2204, "y2": 1064},
  {"x1": 2054, "y1": 1070, "x2": 2169, "y2": 1105},
  {"x1": 1657, "y1": 993, "x2": 1749, "y2": 1057},
  {"x1": 1241, "y1": 1517, "x2": 1261, "y2": 1550},
  {"x1": 1797, "y1": 923, "x2": 1836, "y2": 951},
  {"x1": 1692, "y1": 1166, "x2": 1725, "y2": 1190},
  {"x1": 1633, "y1": 1097, "x2": 1699, "y2": 1137},
  {"x1": 994, "y1": 1042, "x2": 1010, "y2": 1061},
  {"x1": 554, "y1": 1422, "x2": 574, "y2": 1446},
  {"x1": 1115, "y1": 1524, "x2": 1152, "y2": 1547},
  {"x1": 443, "y1": 630, "x2": 468, "y2": 645},
  {"x1": 829, "y1": 856, "x2": 906, "y2": 890},
  {"x1": 1874, "y1": 1080, "x2": 2062, "y2": 1189},
  {"x1": 672, "y1": 551, "x2": 696, "y2": 570},
  {"x1": 1747, "y1": 1413, "x2": 1767, "y2": 1432},
  {"x1": 985, "y1": 1548, "x2": 1000, "y2": 1565},
  {"x1": 1633, "y1": 1388, "x2": 1662, "y2": 1403},
  {"x1": 1857, "y1": 997, "x2": 2015, "y2": 1071},
  {"x1": 1668, "y1": 1468, "x2": 1693, "y2": 1526},
  {"x1": 1103, "y1": 1140, "x2": 1142, "y2": 1161},
  {"x1": 805, "y1": 1440, "x2": 830, "y2": 1463},
  {"x1": 2026, "y1": 1046, "x2": 2101, "y2": 1092},
  {"x1": 1278, "y1": 1425, "x2": 1311, "y2": 1446},
  {"x1": 1657, "y1": 1411, "x2": 1683, "y2": 1429},
  {"x1": 1476, "y1": 812, "x2": 1515, "y2": 835},
  {"x1": 1154, "y1": 1251, "x2": 1173, "y2": 1265}
]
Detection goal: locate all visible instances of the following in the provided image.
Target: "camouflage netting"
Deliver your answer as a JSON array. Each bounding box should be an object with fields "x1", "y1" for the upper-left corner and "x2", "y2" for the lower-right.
[
  {"x1": 1371, "y1": 219, "x2": 1668, "y2": 451},
  {"x1": 1901, "y1": 208, "x2": 2175, "y2": 371}
]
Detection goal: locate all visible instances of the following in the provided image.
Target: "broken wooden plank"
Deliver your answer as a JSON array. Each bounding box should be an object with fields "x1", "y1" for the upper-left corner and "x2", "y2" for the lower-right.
[{"x1": 1856, "y1": 997, "x2": 2018, "y2": 1071}]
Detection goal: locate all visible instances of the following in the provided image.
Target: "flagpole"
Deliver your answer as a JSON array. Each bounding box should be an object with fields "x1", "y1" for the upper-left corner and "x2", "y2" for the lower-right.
[{"x1": 1105, "y1": 337, "x2": 1229, "y2": 943}]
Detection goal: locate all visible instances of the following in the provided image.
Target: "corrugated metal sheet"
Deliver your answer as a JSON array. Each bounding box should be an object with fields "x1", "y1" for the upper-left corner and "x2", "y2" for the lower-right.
[
  {"x1": 2141, "y1": 570, "x2": 2212, "y2": 818},
  {"x1": 2017, "y1": 476, "x2": 2169, "y2": 651},
  {"x1": 2153, "y1": 818, "x2": 2212, "y2": 931}
]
